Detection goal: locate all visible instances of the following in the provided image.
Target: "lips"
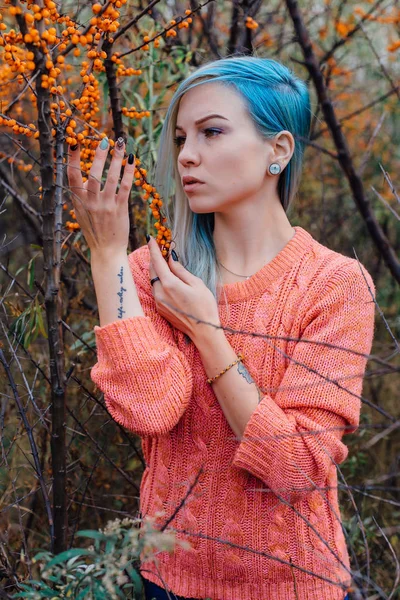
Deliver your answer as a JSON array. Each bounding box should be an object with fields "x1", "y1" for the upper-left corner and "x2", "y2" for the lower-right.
[
  {"x1": 182, "y1": 176, "x2": 204, "y2": 185},
  {"x1": 183, "y1": 181, "x2": 204, "y2": 192}
]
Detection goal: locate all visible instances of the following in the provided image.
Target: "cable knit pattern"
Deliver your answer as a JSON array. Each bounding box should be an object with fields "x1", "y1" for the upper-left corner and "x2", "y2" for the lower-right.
[{"x1": 90, "y1": 227, "x2": 376, "y2": 600}]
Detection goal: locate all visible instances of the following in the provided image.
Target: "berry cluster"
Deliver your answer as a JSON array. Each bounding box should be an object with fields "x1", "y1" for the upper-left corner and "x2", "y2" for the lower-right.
[
  {"x1": 132, "y1": 162, "x2": 172, "y2": 257},
  {"x1": 122, "y1": 107, "x2": 150, "y2": 120},
  {"x1": 245, "y1": 16, "x2": 258, "y2": 30},
  {"x1": 166, "y1": 11, "x2": 193, "y2": 38},
  {"x1": 0, "y1": 0, "x2": 197, "y2": 256},
  {"x1": 0, "y1": 150, "x2": 36, "y2": 175}
]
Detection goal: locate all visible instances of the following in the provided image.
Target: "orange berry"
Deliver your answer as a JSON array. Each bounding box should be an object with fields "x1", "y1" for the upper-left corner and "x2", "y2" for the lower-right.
[{"x1": 92, "y1": 3, "x2": 102, "y2": 14}]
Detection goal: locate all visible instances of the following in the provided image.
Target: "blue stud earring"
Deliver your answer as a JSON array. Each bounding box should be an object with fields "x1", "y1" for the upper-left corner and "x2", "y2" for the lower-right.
[{"x1": 269, "y1": 163, "x2": 282, "y2": 175}]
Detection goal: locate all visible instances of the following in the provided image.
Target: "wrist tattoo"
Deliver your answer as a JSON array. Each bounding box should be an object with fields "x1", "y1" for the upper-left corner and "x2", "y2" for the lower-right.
[
  {"x1": 117, "y1": 266, "x2": 127, "y2": 319},
  {"x1": 237, "y1": 361, "x2": 255, "y2": 384},
  {"x1": 237, "y1": 362, "x2": 262, "y2": 404}
]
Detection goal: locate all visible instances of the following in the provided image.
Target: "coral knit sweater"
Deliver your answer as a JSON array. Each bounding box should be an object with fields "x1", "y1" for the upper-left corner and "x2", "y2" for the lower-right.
[{"x1": 90, "y1": 226, "x2": 376, "y2": 600}]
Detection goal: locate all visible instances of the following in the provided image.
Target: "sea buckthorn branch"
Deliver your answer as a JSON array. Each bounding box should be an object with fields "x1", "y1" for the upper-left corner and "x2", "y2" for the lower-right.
[
  {"x1": 111, "y1": 0, "x2": 163, "y2": 43},
  {"x1": 2, "y1": 69, "x2": 41, "y2": 115},
  {"x1": 285, "y1": 0, "x2": 400, "y2": 285},
  {"x1": 33, "y1": 16, "x2": 69, "y2": 560},
  {"x1": 62, "y1": 0, "x2": 115, "y2": 56},
  {"x1": 2, "y1": 0, "x2": 174, "y2": 251},
  {"x1": 118, "y1": 0, "x2": 214, "y2": 59},
  {"x1": 319, "y1": 0, "x2": 387, "y2": 66},
  {"x1": 6, "y1": 0, "x2": 70, "y2": 554},
  {"x1": 0, "y1": 132, "x2": 40, "y2": 180},
  {"x1": 131, "y1": 157, "x2": 173, "y2": 258},
  {"x1": 245, "y1": 16, "x2": 259, "y2": 30},
  {"x1": 103, "y1": 40, "x2": 127, "y2": 150}
]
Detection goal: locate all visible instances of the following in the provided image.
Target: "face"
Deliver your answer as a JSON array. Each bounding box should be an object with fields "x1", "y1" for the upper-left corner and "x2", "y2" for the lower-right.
[{"x1": 174, "y1": 81, "x2": 279, "y2": 214}]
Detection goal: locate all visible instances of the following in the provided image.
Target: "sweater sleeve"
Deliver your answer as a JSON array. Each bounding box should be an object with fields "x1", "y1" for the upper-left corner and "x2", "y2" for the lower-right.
[
  {"x1": 90, "y1": 246, "x2": 193, "y2": 437},
  {"x1": 232, "y1": 260, "x2": 376, "y2": 504}
]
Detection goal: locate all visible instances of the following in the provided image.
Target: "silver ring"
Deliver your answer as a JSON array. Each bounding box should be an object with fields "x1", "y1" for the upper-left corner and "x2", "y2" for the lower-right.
[{"x1": 150, "y1": 277, "x2": 160, "y2": 286}]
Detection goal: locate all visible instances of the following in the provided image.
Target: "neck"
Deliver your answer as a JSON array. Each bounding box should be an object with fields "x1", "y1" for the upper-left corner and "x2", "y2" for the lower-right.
[{"x1": 213, "y1": 197, "x2": 295, "y2": 275}]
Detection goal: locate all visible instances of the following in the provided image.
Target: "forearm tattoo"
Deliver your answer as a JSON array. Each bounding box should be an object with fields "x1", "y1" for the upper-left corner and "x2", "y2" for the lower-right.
[
  {"x1": 117, "y1": 266, "x2": 127, "y2": 319},
  {"x1": 237, "y1": 361, "x2": 255, "y2": 384},
  {"x1": 237, "y1": 362, "x2": 263, "y2": 404}
]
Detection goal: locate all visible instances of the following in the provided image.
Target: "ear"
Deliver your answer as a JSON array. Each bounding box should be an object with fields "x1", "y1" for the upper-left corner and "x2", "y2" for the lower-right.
[{"x1": 272, "y1": 130, "x2": 295, "y2": 167}]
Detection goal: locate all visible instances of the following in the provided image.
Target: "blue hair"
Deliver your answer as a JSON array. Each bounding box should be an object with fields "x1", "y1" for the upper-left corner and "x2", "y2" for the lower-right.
[{"x1": 153, "y1": 56, "x2": 311, "y2": 301}]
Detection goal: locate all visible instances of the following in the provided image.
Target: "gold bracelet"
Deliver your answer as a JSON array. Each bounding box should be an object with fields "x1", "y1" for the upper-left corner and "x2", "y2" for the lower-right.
[{"x1": 207, "y1": 353, "x2": 244, "y2": 385}]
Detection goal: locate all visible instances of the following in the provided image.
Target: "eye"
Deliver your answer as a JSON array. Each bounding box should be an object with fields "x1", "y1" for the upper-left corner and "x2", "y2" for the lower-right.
[
  {"x1": 173, "y1": 135, "x2": 185, "y2": 148},
  {"x1": 173, "y1": 128, "x2": 222, "y2": 148}
]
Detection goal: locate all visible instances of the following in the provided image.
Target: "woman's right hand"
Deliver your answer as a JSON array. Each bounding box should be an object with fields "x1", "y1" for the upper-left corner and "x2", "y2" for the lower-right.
[{"x1": 66, "y1": 137, "x2": 136, "y2": 258}]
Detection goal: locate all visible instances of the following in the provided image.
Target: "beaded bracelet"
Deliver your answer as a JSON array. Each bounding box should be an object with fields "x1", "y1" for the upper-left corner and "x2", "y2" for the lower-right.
[{"x1": 207, "y1": 352, "x2": 244, "y2": 385}]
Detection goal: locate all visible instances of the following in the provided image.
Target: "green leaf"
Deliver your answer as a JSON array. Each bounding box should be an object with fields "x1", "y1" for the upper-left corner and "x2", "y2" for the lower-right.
[
  {"x1": 124, "y1": 563, "x2": 143, "y2": 595},
  {"x1": 32, "y1": 550, "x2": 54, "y2": 562},
  {"x1": 132, "y1": 92, "x2": 146, "y2": 111},
  {"x1": 35, "y1": 299, "x2": 48, "y2": 339},
  {"x1": 75, "y1": 530, "x2": 110, "y2": 541},
  {"x1": 105, "y1": 538, "x2": 117, "y2": 553},
  {"x1": 27, "y1": 257, "x2": 35, "y2": 290},
  {"x1": 69, "y1": 330, "x2": 95, "y2": 353},
  {"x1": 45, "y1": 548, "x2": 95, "y2": 568},
  {"x1": 15, "y1": 263, "x2": 27, "y2": 278},
  {"x1": 75, "y1": 587, "x2": 92, "y2": 600}
]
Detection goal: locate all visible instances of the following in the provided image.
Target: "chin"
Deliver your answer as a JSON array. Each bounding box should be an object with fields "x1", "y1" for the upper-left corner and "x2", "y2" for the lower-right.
[
  {"x1": 188, "y1": 199, "x2": 218, "y2": 214},
  {"x1": 189, "y1": 205, "x2": 216, "y2": 214}
]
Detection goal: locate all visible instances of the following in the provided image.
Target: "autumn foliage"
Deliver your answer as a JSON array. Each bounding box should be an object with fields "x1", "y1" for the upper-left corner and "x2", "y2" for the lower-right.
[{"x1": 0, "y1": 0, "x2": 399, "y2": 597}]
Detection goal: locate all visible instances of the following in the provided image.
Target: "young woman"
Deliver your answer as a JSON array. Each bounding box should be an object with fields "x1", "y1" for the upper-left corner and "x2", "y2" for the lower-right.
[{"x1": 67, "y1": 56, "x2": 375, "y2": 600}]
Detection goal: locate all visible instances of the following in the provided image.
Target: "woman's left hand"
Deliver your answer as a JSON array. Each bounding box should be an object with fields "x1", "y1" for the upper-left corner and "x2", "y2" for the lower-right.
[{"x1": 147, "y1": 236, "x2": 221, "y2": 341}]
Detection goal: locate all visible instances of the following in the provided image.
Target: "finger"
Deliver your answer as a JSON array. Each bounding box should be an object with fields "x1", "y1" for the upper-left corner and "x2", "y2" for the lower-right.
[
  {"x1": 86, "y1": 137, "x2": 110, "y2": 200},
  {"x1": 148, "y1": 258, "x2": 162, "y2": 293},
  {"x1": 116, "y1": 153, "x2": 136, "y2": 204},
  {"x1": 102, "y1": 136, "x2": 126, "y2": 200},
  {"x1": 66, "y1": 143, "x2": 84, "y2": 199},
  {"x1": 147, "y1": 236, "x2": 171, "y2": 283},
  {"x1": 149, "y1": 259, "x2": 157, "y2": 282},
  {"x1": 168, "y1": 252, "x2": 197, "y2": 285}
]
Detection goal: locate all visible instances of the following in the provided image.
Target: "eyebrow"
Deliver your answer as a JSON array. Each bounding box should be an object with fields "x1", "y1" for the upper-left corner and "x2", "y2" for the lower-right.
[{"x1": 175, "y1": 114, "x2": 229, "y2": 131}]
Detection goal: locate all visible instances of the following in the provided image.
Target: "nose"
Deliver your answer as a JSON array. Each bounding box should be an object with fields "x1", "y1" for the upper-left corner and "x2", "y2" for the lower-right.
[{"x1": 177, "y1": 136, "x2": 201, "y2": 168}]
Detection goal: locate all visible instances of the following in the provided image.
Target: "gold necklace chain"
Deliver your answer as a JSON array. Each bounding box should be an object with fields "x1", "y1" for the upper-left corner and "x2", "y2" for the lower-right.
[{"x1": 217, "y1": 260, "x2": 252, "y2": 279}]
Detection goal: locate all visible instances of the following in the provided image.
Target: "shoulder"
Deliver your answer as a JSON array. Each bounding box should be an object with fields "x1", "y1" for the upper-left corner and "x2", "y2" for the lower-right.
[{"x1": 297, "y1": 227, "x2": 375, "y2": 301}]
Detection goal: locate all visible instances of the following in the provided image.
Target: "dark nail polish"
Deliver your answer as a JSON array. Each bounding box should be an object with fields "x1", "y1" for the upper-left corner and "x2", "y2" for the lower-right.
[
  {"x1": 146, "y1": 234, "x2": 150, "y2": 243},
  {"x1": 128, "y1": 153, "x2": 134, "y2": 164},
  {"x1": 171, "y1": 249, "x2": 179, "y2": 261},
  {"x1": 70, "y1": 144, "x2": 78, "y2": 151}
]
